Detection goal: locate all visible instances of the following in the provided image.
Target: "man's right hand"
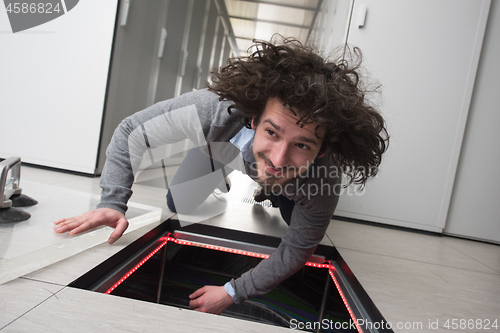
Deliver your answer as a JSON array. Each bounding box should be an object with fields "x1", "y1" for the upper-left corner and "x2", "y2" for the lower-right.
[{"x1": 53, "y1": 208, "x2": 129, "y2": 244}]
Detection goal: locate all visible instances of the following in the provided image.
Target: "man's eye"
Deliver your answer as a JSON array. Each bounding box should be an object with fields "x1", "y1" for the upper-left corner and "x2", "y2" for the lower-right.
[
  {"x1": 267, "y1": 130, "x2": 276, "y2": 136},
  {"x1": 296, "y1": 143, "x2": 309, "y2": 150}
]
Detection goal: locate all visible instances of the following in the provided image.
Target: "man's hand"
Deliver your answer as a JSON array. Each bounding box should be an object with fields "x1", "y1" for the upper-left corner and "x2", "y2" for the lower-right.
[
  {"x1": 189, "y1": 285, "x2": 234, "y2": 314},
  {"x1": 53, "y1": 208, "x2": 129, "y2": 244}
]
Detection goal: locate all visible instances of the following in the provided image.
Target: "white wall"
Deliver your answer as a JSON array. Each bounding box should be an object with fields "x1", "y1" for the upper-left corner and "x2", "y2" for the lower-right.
[
  {"x1": 445, "y1": 0, "x2": 500, "y2": 243},
  {"x1": 0, "y1": 1, "x2": 118, "y2": 174}
]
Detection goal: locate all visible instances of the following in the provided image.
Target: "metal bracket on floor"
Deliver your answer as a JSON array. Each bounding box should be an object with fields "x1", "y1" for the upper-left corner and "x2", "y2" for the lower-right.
[
  {"x1": 0, "y1": 156, "x2": 37, "y2": 223},
  {"x1": 0, "y1": 156, "x2": 22, "y2": 209}
]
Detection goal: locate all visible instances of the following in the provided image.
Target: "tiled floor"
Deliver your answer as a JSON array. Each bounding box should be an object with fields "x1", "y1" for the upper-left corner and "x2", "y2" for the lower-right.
[
  {"x1": 326, "y1": 220, "x2": 500, "y2": 332},
  {"x1": 2, "y1": 165, "x2": 499, "y2": 332}
]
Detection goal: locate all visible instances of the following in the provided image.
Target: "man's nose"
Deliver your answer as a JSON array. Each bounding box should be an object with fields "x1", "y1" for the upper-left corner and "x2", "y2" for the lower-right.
[{"x1": 270, "y1": 142, "x2": 290, "y2": 168}]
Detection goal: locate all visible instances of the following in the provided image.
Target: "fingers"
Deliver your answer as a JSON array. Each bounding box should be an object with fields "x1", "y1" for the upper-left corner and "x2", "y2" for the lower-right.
[
  {"x1": 188, "y1": 287, "x2": 207, "y2": 310},
  {"x1": 189, "y1": 299, "x2": 200, "y2": 310},
  {"x1": 53, "y1": 217, "x2": 68, "y2": 225},
  {"x1": 68, "y1": 218, "x2": 97, "y2": 235},
  {"x1": 53, "y1": 208, "x2": 128, "y2": 243},
  {"x1": 53, "y1": 213, "x2": 98, "y2": 235},
  {"x1": 108, "y1": 217, "x2": 129, "y2": 244},
  {"x1": 189, "y1": 286, "x2": 206, "y2": 299},
  {"x1": 53, "y1": 215, "x2": 91, "y2": 234},
  {"x1": 188, "y1": 286, "x2": 234, "y2": 314}
]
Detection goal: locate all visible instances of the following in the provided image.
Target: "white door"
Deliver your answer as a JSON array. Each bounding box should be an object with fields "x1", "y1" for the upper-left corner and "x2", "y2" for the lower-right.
[
  {"x1": 334, "y1": 0, "x2": 491, "y2": 232},
  {"x1": 0, "y1": 1, "x2": 118, "y2": 174}
]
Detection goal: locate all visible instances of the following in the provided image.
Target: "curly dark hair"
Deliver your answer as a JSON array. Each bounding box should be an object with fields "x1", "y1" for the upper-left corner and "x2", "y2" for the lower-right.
[{"x1": 208, "y1": 37, "x2": 389, "y2": 187}]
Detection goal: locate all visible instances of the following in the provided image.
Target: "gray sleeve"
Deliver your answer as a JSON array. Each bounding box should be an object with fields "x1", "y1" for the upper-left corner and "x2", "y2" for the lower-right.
[
  {"x1": 230, "y1": 179, "x2": 339, "y2": 303},
  {"x1": 96, "y1": 89, "x2": 226, "y2": 213}
]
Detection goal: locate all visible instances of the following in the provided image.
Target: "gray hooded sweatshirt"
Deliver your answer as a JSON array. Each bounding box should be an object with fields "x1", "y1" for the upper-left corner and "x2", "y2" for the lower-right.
[{"x1": 97, "y1": 89, "x2": 340, "y2": 304}]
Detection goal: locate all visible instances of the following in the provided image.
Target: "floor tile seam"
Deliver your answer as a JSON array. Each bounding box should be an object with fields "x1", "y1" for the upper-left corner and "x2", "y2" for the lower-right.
[
  {"x1": 438, "y1": 240, "x2": 500, "y2": 274},
  {"x1": 18, "y1": 276, "x2": 66, "y2": 288},
  {"x1": 415, "y1": 261, "x2": 450, "y2": 284},
  {"x1": 416, "y1": 259, "x2": 500, "y2": 277},
  {"x1": 335, "y1": 246, "x2": 500, "y2": 276},
  {"x1": 0, "y1": 285, "x2": 66, "y2": 331}
]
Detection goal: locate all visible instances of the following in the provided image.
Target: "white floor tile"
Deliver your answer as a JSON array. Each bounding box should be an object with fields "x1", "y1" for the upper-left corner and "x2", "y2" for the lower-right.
[
  {"x1": 0, "y1": 278, "x2": 63, "y2": 329},
  {"x1": 22, "y1": 220, "x2": 164, "y2": 286},
  {"x1": 2, "y1": 287, "x2": 291, "y2": 333},
  {"x1": 327, "y1": 219, "x2": 498, "y2": 274},
  {"x1": 12, "y1": 164, "x2": 500, "y2": 332},
  {"x1": 337, "y1": 248, "x2": 500, "y2": 333},
  {"x1": 440, "y1": 236, "x2": 500, "y2": 274}
]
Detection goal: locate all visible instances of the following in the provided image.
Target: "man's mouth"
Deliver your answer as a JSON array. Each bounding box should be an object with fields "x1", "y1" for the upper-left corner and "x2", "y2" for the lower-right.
[
  {"x1": 257, "y1": 153, "x2": 283, "y2": 177},
  {"x1": 265, "y1": 162, "x2": 283, "y2": 176}
]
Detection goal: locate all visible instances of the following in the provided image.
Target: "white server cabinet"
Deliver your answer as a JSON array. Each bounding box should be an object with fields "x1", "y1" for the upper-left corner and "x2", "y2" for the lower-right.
[
  {"x1": 334, "y1": 0, "x2": 491, "y2": 232},
  {"x1": 0, "y1": 1, "x2": 118, "y2": 174}
]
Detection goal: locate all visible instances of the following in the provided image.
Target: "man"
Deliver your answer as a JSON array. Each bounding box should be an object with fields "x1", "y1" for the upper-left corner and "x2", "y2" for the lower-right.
[{"x1": 54, "y1": 37, "x2": 388, "y2": 315}]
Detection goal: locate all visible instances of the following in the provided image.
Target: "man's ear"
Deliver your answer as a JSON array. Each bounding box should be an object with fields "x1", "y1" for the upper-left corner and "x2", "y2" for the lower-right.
[
  {"x1": 251, "y1": 117, "x2": 257, "y2": 130},
  {"x1": 317, "y1": 142, "x2": 327, "y2": 159}
]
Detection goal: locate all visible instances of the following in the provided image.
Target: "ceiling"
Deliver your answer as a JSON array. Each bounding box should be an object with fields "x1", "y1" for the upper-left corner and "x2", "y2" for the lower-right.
[{"x1": 223, "y1": 0, "x2": 323, "y2": 54}]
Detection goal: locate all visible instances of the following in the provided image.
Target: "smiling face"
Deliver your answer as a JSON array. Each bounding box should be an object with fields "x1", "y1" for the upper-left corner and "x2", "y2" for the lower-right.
[{"x1": 251, "y1": 98, "x2": 325, "y2": 189}]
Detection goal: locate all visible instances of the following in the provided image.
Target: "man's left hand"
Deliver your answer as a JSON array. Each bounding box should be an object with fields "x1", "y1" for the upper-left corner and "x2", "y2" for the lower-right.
[{"x1": 188, "y1": 285, "x2": 234, "y2": 314}]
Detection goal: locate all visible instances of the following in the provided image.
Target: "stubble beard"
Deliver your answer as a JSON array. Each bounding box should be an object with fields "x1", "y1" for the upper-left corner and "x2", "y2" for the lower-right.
[{"x1": 254, "y1": 152, "x2": 291, "y2": 193}]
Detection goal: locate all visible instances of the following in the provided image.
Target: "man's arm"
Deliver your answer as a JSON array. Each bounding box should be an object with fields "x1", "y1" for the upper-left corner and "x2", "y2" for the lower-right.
[
  {"x1": 53, "y1": 90, "x2": 225, "y2": 240},
  {"x1": 188, "y1": 207, "x2": 332, "y2": 314},
  {"x1": 231, "y1": 175, "x2": 340, "y2": 304},
  {"x1": 188, "y1": 168, "x2": 339, "y2": 313}
]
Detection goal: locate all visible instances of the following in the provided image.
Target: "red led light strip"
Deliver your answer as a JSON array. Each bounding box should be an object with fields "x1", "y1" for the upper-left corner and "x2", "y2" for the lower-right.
[
  {"x1": 105, "y1": 237, "x2": 169, "y2": 294},
  {"x1": 165, "y1": 235, "x2": 271, "y2": 259},
  {"x1": 104, "y1": 234, "x2": 363, "y2": 332},
  {"x1": 329, "y1": 269, "x2": 363, "y2": 333}
]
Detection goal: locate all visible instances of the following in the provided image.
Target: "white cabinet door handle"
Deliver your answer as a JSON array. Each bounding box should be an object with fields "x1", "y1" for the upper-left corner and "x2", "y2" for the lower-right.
[
  {"x1": 120, "y1": 0, "x2": 130, "y2": 27},
  {"x1": 358, "y1": 4, "x2": 367, "y2": 28},
  {"x1": 158, "y1": 28, "x2": 167, "y2": 58}
]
